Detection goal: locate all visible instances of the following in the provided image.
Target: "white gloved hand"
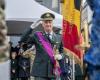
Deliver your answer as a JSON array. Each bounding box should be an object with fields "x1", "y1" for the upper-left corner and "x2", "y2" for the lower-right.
[
  {"x1": 30, "y1": 19, "x2": 42, "y2": 29},
  {"x1": 55, "y1": 54, "x2": 62, "y2": 60}
]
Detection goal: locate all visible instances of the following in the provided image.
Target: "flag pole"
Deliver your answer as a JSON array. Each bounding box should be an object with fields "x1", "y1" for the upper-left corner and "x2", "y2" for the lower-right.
[
  {"x1": 72, "y1": 54, "x2": 75, "y2": 80},
  {"x1": 84, "y1": 21, "x2": 89, "y2": 46}
]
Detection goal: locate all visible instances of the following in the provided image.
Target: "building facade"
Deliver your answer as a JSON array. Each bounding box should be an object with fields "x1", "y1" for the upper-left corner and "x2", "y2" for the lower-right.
[{"x1": 35, "y1": 0, "x2": 60, "y2": 13}]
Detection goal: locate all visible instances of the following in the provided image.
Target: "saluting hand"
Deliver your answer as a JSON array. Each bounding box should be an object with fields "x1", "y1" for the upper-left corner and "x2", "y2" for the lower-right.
[{"x1": 30, "y1": 19, "x2": 42, "y2": 29}]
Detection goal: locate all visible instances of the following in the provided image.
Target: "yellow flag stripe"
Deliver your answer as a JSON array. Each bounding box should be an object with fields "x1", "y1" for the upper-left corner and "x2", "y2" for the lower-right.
[{"x1": 61, "y1": 0, "x2": 81, "y2": 34}]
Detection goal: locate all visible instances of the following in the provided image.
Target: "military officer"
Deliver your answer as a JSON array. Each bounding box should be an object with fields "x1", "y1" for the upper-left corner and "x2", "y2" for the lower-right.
[
  {"x1": 20, "y1": 12, "x2": 64, "y2": 80},
  {"x1": 18, "y1": 43, "x2": 30, "y2": 80}
]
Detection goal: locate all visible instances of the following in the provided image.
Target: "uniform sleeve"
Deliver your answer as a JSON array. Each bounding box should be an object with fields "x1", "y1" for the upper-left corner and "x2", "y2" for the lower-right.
[
  {"x1": 20, "y1": 28, "x2": 36, "y2": 45},
  {"x1": 58, "y1": 35, "x2": 64, "y2": 58},
  {"x1": 59, "y1": 41, "x2": 64, "y2": 54}
]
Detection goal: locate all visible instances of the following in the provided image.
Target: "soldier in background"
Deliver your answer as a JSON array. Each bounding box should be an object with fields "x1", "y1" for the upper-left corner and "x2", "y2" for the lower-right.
[
  {"x1": 11, "y1": 48, "x2": 18, "y2": 80},
  {"x1": 18, "y1": 43, "x2": 30, "y2": 80},
  {"x1": 84, "y1": 0, "x2": 100, "y2": 80},
  {"x1": 0, "y1": 0, "x2": 10, "y2": 80},
  {"x1": 0, "y1": 0, "x2": 9, "y2": 62}
]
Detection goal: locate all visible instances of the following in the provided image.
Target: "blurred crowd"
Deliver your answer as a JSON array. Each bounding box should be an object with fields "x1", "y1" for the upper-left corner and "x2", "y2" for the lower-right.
[{"x1": 10, "y1": 41, "x2": 35, "y2": 80}]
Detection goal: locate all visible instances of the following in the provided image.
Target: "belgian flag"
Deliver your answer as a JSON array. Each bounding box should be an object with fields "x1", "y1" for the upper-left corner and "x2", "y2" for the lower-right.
[{"x1": 61, "y1": 0, "x2": 83, "y2": 64}]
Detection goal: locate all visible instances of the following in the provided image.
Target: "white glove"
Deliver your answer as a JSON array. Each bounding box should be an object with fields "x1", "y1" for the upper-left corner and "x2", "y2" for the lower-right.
[
  {"x1": 30, "y1": 19, "x2": 42, "y2": 29},
  {"x1": 55, "y1": 54, "x2": 62, "y2": 60}
]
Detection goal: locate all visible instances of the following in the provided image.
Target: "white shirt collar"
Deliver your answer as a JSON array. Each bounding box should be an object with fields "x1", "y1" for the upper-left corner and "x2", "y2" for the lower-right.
[
  {"x1": 45, "y1": 31, "x2": 53, "y2": 39},
  {"x1": 45, "y1": 31, "x2": 53, "y2": 35}
]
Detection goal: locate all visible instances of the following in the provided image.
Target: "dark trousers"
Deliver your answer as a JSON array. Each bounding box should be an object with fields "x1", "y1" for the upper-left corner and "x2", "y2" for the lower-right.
[
  {"x1": 34, "y1": 77, "x2": 54, "y2": 80},
  {"x1": 19, "y1": 77, "x2": 29, "y2": 80},
  {"x1": 11, "y1": 78, "x2": 17, "y2": 80}
]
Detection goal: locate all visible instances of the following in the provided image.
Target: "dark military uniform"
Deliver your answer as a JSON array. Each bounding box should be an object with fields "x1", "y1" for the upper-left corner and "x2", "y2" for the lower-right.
[
  {"x1": 18, "y1": 56, "x2": 30, "y2": 80},
  {"x1": 18, "y1": 43, "x2": 30, "y2": 80},
  {"x1": 20, "y1": 12, "x2": 63, "y2": 80},
  {"x1": 11, "y1": 58, "x2": 18, "y2": 80},
  {"x1": 10, "y1": 48, "x2": 18, "y2": 80}
]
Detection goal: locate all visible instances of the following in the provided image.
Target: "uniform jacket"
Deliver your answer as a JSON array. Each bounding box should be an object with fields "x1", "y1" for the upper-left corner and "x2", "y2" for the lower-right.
[
  {"x1": 18, "y1": 56, "x2": 30, "y2": 77},
  {"x1": 11, "y1": 59, "x2": 18, "y2": 78},
  {"x1": 20, "y1": 28, "x2": 63, "y2": 78}
]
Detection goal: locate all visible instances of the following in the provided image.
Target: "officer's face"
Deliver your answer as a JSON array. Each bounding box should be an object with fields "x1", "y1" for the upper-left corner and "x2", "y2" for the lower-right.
[
  {"x1": 11, "y1": 52, "x2": 16, "y2": 59},
  {"x1": 42, "y1": 20, "x2": 53, "y2": 32}
]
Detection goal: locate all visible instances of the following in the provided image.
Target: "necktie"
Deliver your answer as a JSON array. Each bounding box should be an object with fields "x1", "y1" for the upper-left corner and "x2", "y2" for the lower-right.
[
  {"x1": 47, "y1": 33, "x2": 52, "y2": 41},
  {"x1": 47, "y1": 33, "x2": 50, "y2": 39},
  {"x1": 47, "y1": 33, "x2": 54, "y2": 48}
]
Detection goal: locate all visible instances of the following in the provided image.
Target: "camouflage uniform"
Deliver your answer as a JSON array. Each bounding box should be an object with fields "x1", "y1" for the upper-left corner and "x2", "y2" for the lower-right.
[{"x1": 0, "y1": 0, "x2": 9, "y2": 62}]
